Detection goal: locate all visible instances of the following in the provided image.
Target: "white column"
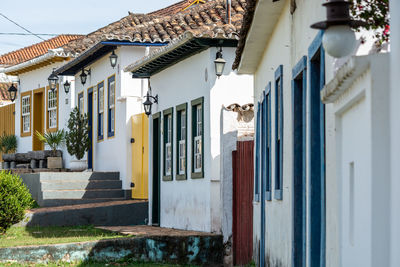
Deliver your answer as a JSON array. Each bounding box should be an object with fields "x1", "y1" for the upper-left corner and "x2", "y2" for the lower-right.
[{"x1": 390, "y1": 1, "x2": 400, "y2": 266}]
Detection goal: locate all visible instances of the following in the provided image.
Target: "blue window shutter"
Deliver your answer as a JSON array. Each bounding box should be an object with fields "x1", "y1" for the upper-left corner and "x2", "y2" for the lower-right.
[
  {"x1": 265, "y1": 83, "x2": 272, "y2": 201},
  {"x1": 275, "y1": 65, "x2": 284, "y2": 200},
  {"x1": 254, "y1": 102, "x2": 261, "y2": 202}
]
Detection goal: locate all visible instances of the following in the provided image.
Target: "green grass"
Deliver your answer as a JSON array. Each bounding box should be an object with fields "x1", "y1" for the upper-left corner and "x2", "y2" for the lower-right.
[
  {"x1": 0, "y1": 226, "x2": 130, "y2": 248},
  {"x1": 0, "y1": 261, "x2": 195, "y2": 267}
]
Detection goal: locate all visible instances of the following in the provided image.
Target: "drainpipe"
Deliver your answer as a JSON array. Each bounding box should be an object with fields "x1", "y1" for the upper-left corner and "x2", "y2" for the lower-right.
[{"x1": 226, "y1": 0, "x2": 231, "y2": 24}]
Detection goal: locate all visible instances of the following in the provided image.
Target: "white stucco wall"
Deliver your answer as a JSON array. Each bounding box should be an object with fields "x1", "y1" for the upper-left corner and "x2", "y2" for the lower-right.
[
  {"x1": 330, "y1": 54, "x2": 390, "y2": 267},
  {"x1": 73, "y1": 46, "x2": 148, "y2": 190},
  {"x1": 251, "y1": 0, "x2": 337, "y2": 266},
  {"x1": 147, "y1": 47, "x2": 252, "y2": 234},
  {"x1": 390, "y1": 2, "x2": 400, "y2": 267},
  {"x1": 15, "y1": 62, "x2": 75, "y2": 168}
]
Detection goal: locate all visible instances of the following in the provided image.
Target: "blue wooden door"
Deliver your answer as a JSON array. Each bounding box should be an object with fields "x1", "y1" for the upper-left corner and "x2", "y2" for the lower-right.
[
  {"x1": 292, "y1": 57, "x2": 307, "y2": 267},
  {"x1": 308, "y1": 31, "x2": 326, "y2": 267},
  {"x1": 88, "y1": 89, "x2": 93, "y2": 169}
]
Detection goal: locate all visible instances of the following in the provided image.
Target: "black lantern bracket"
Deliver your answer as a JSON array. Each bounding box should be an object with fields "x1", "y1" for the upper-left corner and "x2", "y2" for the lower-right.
[{"x1": 311, "y1": 0, "x2": 368, "y2": 30}]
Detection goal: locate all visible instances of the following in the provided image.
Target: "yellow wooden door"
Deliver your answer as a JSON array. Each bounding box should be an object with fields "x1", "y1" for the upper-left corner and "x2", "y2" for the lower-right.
[
  {"x1": 131, "y1": 113, "x2": 149, "y2": 199},
  {"x1": 0, "y1": 103, "x2": 15, "y2": 161}
]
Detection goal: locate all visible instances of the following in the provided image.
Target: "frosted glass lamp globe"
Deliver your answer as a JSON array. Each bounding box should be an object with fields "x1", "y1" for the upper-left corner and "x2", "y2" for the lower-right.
[{"x1": 322, "y1": 25, "x2": 356, "y2": 58}]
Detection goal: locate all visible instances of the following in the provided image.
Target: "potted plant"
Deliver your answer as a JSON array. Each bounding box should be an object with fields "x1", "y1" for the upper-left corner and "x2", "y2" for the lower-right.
[
  {"x1": 0, "y1": 134, "x2": 17, "y2": 170},
  {"x1": 66, "y1": 107, "x2": 90, "y2": 171},
  {"x1": 36, "y1": 130, "x2": 65, "y2": 169}
]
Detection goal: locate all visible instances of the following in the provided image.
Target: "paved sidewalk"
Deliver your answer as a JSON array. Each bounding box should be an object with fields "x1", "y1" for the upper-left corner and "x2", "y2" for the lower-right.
[{"x1": 96, "y1": 225, "x2": 218, "y2": 236}]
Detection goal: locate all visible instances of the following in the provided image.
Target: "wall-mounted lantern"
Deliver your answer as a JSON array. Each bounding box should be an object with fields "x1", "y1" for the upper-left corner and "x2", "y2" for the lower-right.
[
  {"x1": 63, "y1": 80, "x2": 71, "y2": 94},
  {"x1": 8, "y1": 84, "x2": 17, "y2": 102},
  {"x1": 143, "y1": 79, "x2": 158, "y2": 116},
  {"x1": 214, "y1": 47, "x2": 226, "y2": 78},
  {"x1": 48, "y1": 69, "x2": 59, "y2": 92},
  {"x1": 311, "y1": 0, "x2": 367, "y2": 58},
  {"x1": 109, "y1": 50, "x2": 118, "y2": 68},
  {"x1": 80, "y1": 68, "x2": 91, "y2": 85}
]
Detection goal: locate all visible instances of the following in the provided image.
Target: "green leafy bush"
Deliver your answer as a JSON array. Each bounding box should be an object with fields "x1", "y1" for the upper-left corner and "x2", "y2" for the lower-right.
[
  {"x1": 0, "y1": 134, "x2": 17, "y2": 154},
  {"x1": 65, "y1": 107, "x2": 90, "y2": 160},
  {"x1": 0, "y1": 171, "x2": 33, "y2": 233},
  {"x1": 36, "y1": 130, "x2": 65, "y2": 156}
]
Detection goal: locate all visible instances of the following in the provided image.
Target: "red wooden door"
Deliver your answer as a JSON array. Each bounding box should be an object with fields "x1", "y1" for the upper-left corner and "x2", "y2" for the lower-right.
[{"x1": 233, "y1": 140, "x2": 254, "y2": 265}]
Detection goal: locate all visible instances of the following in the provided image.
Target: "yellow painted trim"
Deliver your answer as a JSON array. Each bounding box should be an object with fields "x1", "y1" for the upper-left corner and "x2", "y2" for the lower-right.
[
  {"x1": 20, "y1": 90, "x2": 32, "y2": 137},
  {"x1": 32, "y1": 87, "x2": 45, "y2": 151},
  {"x1": 107, "y1": 73, "x2": 116, "y2": 139},
  {"x1": 97, "y1": 80, "x2": 105, "y2": 142},
  {"x1": 45, "y1": 85, "x2": 59, "y2": 133}
]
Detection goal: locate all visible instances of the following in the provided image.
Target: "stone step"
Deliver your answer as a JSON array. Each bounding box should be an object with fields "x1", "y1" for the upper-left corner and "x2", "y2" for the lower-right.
[
  {"x1": 42, "y1": 189, "x2": 125, "y2": 199},
  {"x1": 40, "y1": 180, "x2": 122, "y2": 190},
  {"x1": 19, "y1": 200, "x2": 148, "y2": 227},
  {"x1": 39, "y1": 198, "x2": 128, "y2": 207},
  {"x1": 37, "y1": 172, "x2": 120, "y2": 182}
]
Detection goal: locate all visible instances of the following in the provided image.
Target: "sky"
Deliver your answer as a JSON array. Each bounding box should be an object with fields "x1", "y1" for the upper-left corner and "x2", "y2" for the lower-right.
[{"x1": 0, "y1": 0, "x2": 179, "y2": 55}]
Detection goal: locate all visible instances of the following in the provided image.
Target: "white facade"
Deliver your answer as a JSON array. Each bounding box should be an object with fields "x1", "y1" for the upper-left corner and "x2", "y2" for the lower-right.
[
  {"x1": 73, "y1": 46, "x2": 151, "y2": 190},
  {"x1": 146, "y1": 47, "x2": 252, "y2": 234},
  {"x1": 236, "y1": 0, "x2": 338, "y2": 266},
  {"x1": 12, "y1": 62, "x2": 75, "y2": 167},
  {"x1": 322, "y1": 54, "x2": 390, "y2": 267}
]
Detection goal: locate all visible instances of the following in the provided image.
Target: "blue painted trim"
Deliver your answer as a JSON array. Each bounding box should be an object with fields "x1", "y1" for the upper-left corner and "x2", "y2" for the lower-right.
[
  {"x1": 275, "y1": 64, "x2": 283, "y2": 80},
  {"x1": 265, "y1": 82, "x2": 272, "y2": 201},
  {"x1": 291, "y1": 57, "x2": 307, "y2": 267},
  {"x1": 308, "y1": 31, "x2": 326, "y2": 267},
  {"x1": 101, "y1": 41, "x2": 168, "y2": 47},
  {"x1": 308, "y1": 30, "x2": 324, "y2": 59},
  {"x1": 254, "y1": 102, "x2": 261, "y2": 202},
  {"x1": 107, "y1": 75, "x2": 116, "y2": 138},
  {"x1": 97, "y1": 81, "x2": 104, "y2": 140},
  {"x1": 260, "y1": 98, "x2": 266, "y2": 267},
  {"x1": 274, "y1": 65, "x2": 284, "y2": 200},
  {"x1": 292, "y1": 56, "x2": 308, "y2": 79}
]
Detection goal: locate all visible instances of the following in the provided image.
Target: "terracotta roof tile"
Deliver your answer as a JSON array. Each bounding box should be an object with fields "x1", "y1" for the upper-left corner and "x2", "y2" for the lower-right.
[
  {"x1": 63, "y1": 0, "x2": 247, "y2": 54},
  {"x1": 0, "y1": 82, "x2": 12, "y2": 102},
  {"x1": 0, "y1": 35, "x2": 83, "y2": 66}
]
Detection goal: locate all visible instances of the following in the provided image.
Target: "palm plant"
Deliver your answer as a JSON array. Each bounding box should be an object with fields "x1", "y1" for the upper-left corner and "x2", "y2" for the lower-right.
[
  {"x1": 0, "y1": 134, "x2": 17, "y2": 154},
  {"x1": 36, "y1": 130, "x2": 65, "y2": 157}
]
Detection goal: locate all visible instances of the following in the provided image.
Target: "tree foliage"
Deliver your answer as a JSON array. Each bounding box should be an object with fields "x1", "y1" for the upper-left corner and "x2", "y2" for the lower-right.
[
  {"x1": 65, "y1": 107, "x2": 90, "y2": 160},
  {"x1": 350, "y1": 0, "x2": 390, "y2": 44}
]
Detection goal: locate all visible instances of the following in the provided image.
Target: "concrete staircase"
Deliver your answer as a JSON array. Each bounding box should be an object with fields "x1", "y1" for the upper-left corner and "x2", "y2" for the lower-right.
[
  {"x1": 18, "y1": 172, "x2": 148, "y2": 227},
  {"x1": 20, "y1": 172, "x2": 127, "y2": 207}
]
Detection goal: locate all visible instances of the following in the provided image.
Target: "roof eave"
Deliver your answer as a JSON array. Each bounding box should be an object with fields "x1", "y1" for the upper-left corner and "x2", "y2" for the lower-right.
[
  {"x1": 125, "y1": 32, "x2": 238, "y2": 77},
  {"x1": 2, "y1": 49, "x2": 73, "y2": 76},
  {"x1": 236, "y1": 0, "x2": 286, "y2": 74},
  {"x1": 56, "y1": 41, "x2": 168, "y2": 76}
]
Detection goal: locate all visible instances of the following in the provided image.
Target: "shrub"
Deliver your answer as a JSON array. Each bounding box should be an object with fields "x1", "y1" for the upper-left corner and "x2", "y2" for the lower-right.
[
  {"x1": 65, "y1": 107, "x2": 90, "y2": 160},
  {"x1": 36, "y1": 130, "x2": 65, "y2": 156},
  {"x1": 0, "y1": 171, "x2": 33, "y2": 233},
  {"x1": 0, "y1": 134, "x2": 17, "y2": 154}
]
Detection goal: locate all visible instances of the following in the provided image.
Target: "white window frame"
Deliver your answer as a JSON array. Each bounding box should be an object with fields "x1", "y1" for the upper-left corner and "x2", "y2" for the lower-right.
[
  {"x1": 178, "y1": 110, "x2": 186, "y2": 175},
  {"x1": 108, "y1": 79, "x2": 115, "y2": 136},
  {"x1": 194, "y1": 105, "x2": 202, "y2": 173},
  {"x1": 165, "y1": 114, "x2": 172, "y2": 176},
  {"x1": 21, "y1": 95, "x2": 30, "y2": 133},
  {"x1": 48, "y1": 89, "x2": 57, "y2": 129}
]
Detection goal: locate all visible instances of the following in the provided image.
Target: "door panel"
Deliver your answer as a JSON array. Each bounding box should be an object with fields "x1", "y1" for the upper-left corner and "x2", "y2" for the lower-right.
[
  {"x1": 152, "y1": 115, "x2": 160, "y2": 225},
  {"x1": 131, "y1": 113, "x2": 149, "y2": 199},
  {"x1": 88, "y1": 90, "x2": 93, "y2": 169},
  {"x1": 33, "y1": 89, "x2": 44, "y2": 151}
]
